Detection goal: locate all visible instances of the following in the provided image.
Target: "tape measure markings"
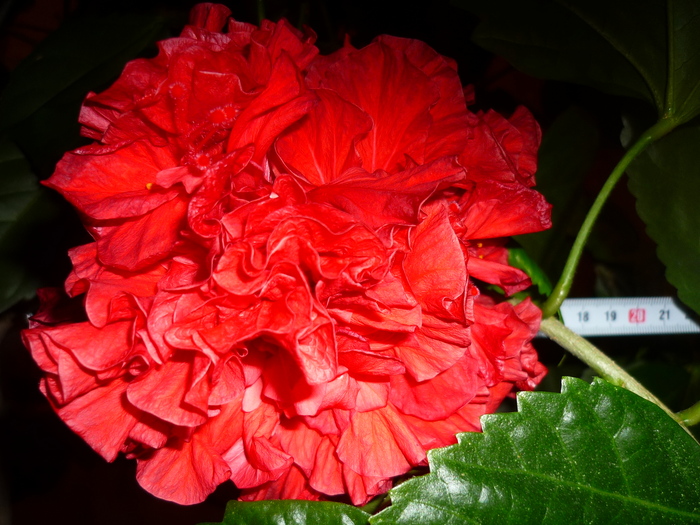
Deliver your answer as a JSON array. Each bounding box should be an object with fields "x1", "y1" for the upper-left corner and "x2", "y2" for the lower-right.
[{"x1": 559, "y1": 297, "x2": 700, "y2": 336}]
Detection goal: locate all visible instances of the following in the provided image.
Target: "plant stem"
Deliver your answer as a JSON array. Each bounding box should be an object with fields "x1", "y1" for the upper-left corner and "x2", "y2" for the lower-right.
[
  {"x1": 360, "y1": 493, "x2": 390, "y2": 515},
  {"x1": 257, "y1": 0, "x2": 266, "y2": 24},
  {"x1": 538, "y1": 317, "x2": 698, "y2": 440},
  {"x1": 541, "y1": 118, "x2": 678, "y2": 318},
  {"x1": 678, "y1": 399, "x2": 700, "y2": 427}
]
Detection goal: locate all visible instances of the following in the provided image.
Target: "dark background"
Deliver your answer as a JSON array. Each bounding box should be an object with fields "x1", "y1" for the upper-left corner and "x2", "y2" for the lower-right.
[{"x1": 1, "y1": 1, "x2": 698, "y2": 524}]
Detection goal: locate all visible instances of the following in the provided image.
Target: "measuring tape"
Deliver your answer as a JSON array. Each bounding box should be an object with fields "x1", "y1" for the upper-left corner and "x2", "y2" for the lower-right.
[{"x1": 559, "y1": 297, "x2": 700, "y2": 336}]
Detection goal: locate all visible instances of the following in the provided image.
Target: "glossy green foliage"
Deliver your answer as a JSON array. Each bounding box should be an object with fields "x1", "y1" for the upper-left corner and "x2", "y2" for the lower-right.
[
  {"x1": 627, "y1": 123, "x2": 700, "y2": 315},
  {"x1": 372, "y1": 377, "x2": 700, "y2": 524},
  {"x1": 199, "y1": 500, "x2": 370, "y2": 525}
]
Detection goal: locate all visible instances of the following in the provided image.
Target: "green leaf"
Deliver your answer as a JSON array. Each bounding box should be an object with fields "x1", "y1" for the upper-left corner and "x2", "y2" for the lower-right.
[
  {"x1": 0, "y1": 140, "x2": 43, "y2": 311},
  {"x1": 0, "y1": 13, "x2": 165, "y2": 177},
  {"x1": 507, "y1": 246, "x2": 552, "y2": 296},
  {"x1": 372, "y1": 377, "x2": 700, "y2": 524},
  {"x1": 454, "y1": 0, "x2": 700, "y2": 124},
  {"x1": 199, "y1": 500, "x2": 370, "y2": 525},
  {"x1": 626, "y1": 122, "x2": 700, "y2": 316},
  {"x1": 515, "y1": 107, "x2": 599, "y2": 281},
  {"x1": 667, "y1": 0, "x2": 700, "y2": 124},
  {"x1": 0, "y1": 14, "x2": 164, "y2": 132},
  {"x1": 0, "y1": 259, "x2": 38, "y2": 314},
  {"x1": 0, "y1": 142, "x2": 40, "y2": 243},
  {"x1": 453, "y1": 0, "x2": 664, "y2": 106}
]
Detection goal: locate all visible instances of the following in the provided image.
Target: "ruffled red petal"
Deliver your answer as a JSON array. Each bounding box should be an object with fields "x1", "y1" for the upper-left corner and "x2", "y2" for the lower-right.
[{"x1": 23, "y1": 4, "x2": 550, "y2": 507}]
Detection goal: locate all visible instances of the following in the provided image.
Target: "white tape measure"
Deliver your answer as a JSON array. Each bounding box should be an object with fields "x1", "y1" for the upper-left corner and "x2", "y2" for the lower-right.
[{"x1": 560, "y1": 297, "x2": 700, "y2": 336}]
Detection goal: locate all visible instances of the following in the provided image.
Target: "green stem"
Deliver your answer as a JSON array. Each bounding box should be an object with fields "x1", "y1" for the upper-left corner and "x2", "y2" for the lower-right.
[
  {"x1": 257, "y1": 0, "x2": 266, "y2": 24},
  {"x1": 678, "y1": 399, "x2": 700, "y2": 427},
  {"x1": 541, "y1": 118, "x2": 678, "y2": 318},
  {"x1": 539, "y1": 317, "x2": 696, "y2": 439},
  {"x1": 360, "y1": 493, "x2": 390, "y2": 515}
]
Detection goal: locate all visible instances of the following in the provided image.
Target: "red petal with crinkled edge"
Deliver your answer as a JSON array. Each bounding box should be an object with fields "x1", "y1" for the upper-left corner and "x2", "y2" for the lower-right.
[
  {"x1": 403, "y1": 201, "x2": 466, "y2": 315},
  {"x1": 512, "y1": 299, "x2": 548, "y2": 390},
  {"x1": 66, "y1": 243, "x2": 166, "y2": 327},
  {"x1": 188, "y1": 2, "x2": 231, "y2": 31},
  {"x1": 457, "y1": 180, "x2": 552, "y2": 239},
  {"x1": 227, "y1": 52, "x2": 317, "y2": 162},
  {"x1": 186, "y1": 148, "x2": 257, "y2": 239},
  {"x1": 336, "y1": 405, "x2": 425, "y2": 478},
  {"x1": 127, "y1": 413, "x2": 171, "y2": 450},
  {"x1": 387, "y1": 313, "x2": 470, "y2": 382},
  {"x1": 275, "y1": 88, "x2": 372, "y2": 184},
  {"x1": 39, "y1": 320, "x2": 133, "y2": 373},
  {"x1": 307, "y1": 157, "x2": 465, "y2": 231},
  {"x1": 45, "y1": 141, "x2": 180, "y2": 220},
  {"x1": 309, "y1": 435, "x2": 344, "y2": 495},
  {"x1": 469, "y1": 297, "x2": 546, "y2": 389},
  {"x1": 400, "y1": 401, "x2": 485, "y2": 450},
  {"x1": 22, "y1": 328, "x2": 57, "y2": 376},
  {"x1": 263, "y1": 357, "x2": 357, "y2": 417},
  {"x1": 224, "y1": 402, "x2": 293, "y2": 489},
  {"x1": 239, "y1": 464, "x2": 321, "y2": 501},
  {"x1": 459, "y1": 107, "x2": 541, "y2": 186},
  {"x1": 277, "y1": 418, "x2": 322, "y2": 475},
  {"x1": 26, "y1": 287, "x2": 85, "y2": 326},
  {"x1": 136, "y1": 436, "x2": 232, "y2": 505},
  {"x1": 337, "y1": 338, "x2": 406, "y2": 376},
  {"x1": 213, "y1": 264, "x2": 339, "y2": 386},
  {"x1": 343, "y1": 466, "x2": 394, "y2": 506},
  {"x1": 312, "y1": 39, "x2": 438, "y2": 173},
  {"x1": 376, "y1": 35, "x2": 475, "y2": 163},
  {"x1": 253, "y1": 19, "x2": 318, "y2": 71},
  {"x1": 468, "y1": 255, "x2": 532, "y2": 296},
  {"x1": 209, "y1": 355, "x2": 247, "y2": 405},
  {"x1": 244, "y1": 402, "x2": 290, "y2": 469},
  {"x1": 389, "y1": 350, "x2": 479, "y2": 421},
  {"x1": 126, "y1": 356, "x2": 209, "y2": 427},
  {"x1": 49, "y1": 378, "x2": 137, "y2": 462},
  {"x1": 25, "y1": 330, "x2": 97, "y2": 405},
  {"x1": 507, "y1": 106, "x2": 541, "y2": 186},
  {"x1": 263, "y1": 212, "x2": 391, "y2": 282},
  {"x1": 93, "y1": 195, "x2": 188, "y2": 271},
  {"x1": 354, "y1": 380, "x2": 389, "y2": 412}
]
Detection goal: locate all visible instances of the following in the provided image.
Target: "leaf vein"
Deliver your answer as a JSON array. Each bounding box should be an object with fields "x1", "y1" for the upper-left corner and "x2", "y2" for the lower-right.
[
  {"x1": 455, "y1": 463, "x2": 700, "y2": 519},
  {"x1": 556, "y1": 0, "x2": 662, "y2": 111}
]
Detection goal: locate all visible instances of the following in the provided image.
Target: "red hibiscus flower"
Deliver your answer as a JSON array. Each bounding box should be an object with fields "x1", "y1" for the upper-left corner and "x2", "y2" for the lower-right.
[{"x1": 23, "y1": 3, "x2": 550, "y2": 506}]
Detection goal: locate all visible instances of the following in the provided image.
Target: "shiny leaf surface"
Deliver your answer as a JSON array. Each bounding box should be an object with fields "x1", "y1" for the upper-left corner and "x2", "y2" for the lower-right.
[{"x1": 372, "y1": 377, "x2": 700, "y2": 524}]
